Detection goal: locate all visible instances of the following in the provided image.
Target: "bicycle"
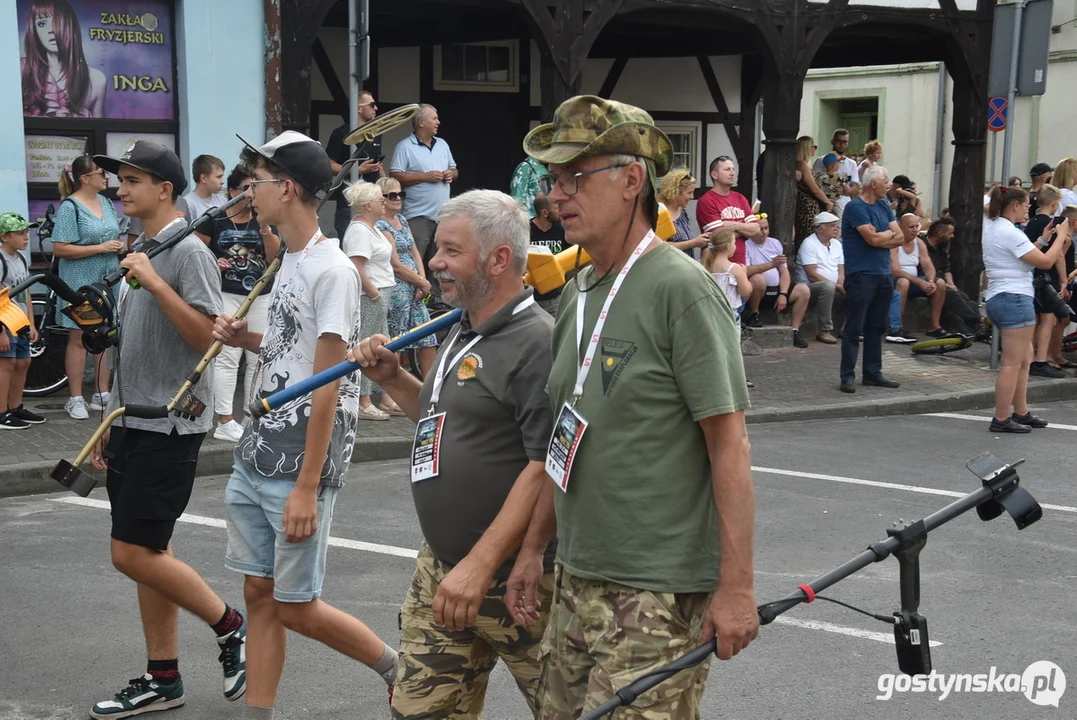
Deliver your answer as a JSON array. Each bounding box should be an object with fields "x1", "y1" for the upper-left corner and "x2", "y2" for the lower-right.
[
  {"x1": 910, "y1": 325, "x2": 993, "y2": 355},
  {"x1": 24, "y1": 204, "x2": 70, "y2": 397}
]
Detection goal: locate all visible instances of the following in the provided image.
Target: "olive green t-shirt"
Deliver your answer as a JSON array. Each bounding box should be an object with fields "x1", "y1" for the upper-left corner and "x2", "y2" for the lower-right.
[{"x1": 548, "y1": 242, "x2": 750, "y2": 593}]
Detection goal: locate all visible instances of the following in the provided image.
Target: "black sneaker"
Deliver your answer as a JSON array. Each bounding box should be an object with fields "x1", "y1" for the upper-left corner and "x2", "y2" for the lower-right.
[
  {"x1": 885, "y1": 330, "x2": 918, "y2": 344},
  {"x1": 90, "y1": 674, "x2": 185, "y2": 718},
  {"x1": 792, "y1": 329, "x2": 808, "y2": 348},
  {"x1": 9, "y1": 404, "x2": 46, "y2": 424},
  {"x1": 1012, "y1": 412, "x2": 1048, "y2": 428},
  {"x1": 1029, "y1": 362, "x2": 1065, "y2": 378},
  {"x1": 744, "y1": 312, "x2": 763, "y2": 328},
  {"x1": 217, "y1": 611, "x2": 247, "y2": 701},
  {"x1": 989, "y1": 417, "x2": 1032, "y2": 434},
  {"x1": 0, "y1": 412, "x2": 30, "y2": 430}
]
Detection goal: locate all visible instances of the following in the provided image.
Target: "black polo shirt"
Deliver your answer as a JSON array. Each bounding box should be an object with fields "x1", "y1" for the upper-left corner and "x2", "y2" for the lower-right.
[{"x1": 413, "y1": 287, "x2": 556, "y2": 578}]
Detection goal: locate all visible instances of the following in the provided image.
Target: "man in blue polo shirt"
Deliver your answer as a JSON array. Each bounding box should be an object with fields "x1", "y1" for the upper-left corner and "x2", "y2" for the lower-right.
[
  {"x1": 839, "y1": 165, "x2": 905, "y2": 394},
  {"x1": 390, "y1": 104, "x2": 458, "y2": 296}
]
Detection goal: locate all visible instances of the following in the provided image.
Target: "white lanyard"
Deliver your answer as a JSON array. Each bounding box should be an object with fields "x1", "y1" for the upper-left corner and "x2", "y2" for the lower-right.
[
  {"x1": 278, "y1": 231, "x2": 322, "y2": 293},
  {"x1": 572, "y1": 230, "x2": 654, "y2": 402},
  {"x1": 427, "y1": 294, "x2": 536, "y2": 412}
]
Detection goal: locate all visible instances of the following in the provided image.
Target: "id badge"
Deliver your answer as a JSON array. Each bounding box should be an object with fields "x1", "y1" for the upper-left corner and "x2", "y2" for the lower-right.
[
  {"x1": 411, "y1": 412, "x2": 446, "y2": 483},
  {"x1": 546, "y1": 403, "x2": 588, "y2": 492}
]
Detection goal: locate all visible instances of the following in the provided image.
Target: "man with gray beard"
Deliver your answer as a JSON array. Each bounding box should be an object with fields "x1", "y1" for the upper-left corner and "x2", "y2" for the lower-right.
[{"x1": 349, "y1": 189, "x2": 556, "y2": 718}]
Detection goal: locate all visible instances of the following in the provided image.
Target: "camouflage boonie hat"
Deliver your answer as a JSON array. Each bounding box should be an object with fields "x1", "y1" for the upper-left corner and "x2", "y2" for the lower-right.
[
  {"x1": 0, "y1": 212, "x2": 39, "y2": 235},
  {"x1": 523, "y1": 95, "x2": 673, "y2": 189}
]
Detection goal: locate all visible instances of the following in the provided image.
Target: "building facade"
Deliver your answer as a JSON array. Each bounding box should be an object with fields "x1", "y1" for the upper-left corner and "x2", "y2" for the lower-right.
[{"x1": 0, "y1": 0, "x2": 266, "y2": 256}]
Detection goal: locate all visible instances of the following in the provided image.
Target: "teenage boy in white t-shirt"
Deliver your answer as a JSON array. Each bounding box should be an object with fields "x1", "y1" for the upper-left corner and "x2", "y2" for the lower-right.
[{"x1": 212, "y1": 131, "x2": 397, "y2": 720}]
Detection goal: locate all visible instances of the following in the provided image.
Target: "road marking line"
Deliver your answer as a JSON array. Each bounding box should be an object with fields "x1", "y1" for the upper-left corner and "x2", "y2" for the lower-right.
[
  {"x1": 751, "y1": 466, "x2": 1077, "y2": 514},
  {"x1": 49, "y1": 496, "x2": 419, "y2": 558},
  {"x1": 772, "y1": 616, "x2": 942, "y2": 647},
  {"x1": 48, "y1": 498, "x2": 941, "y2": 646},
  {"x1": 926, "y1": 412, "x2": 1077, "y2": 431}
]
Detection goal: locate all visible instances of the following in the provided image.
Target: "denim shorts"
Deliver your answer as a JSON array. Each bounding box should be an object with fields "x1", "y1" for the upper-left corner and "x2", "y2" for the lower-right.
[
  {"x1": 0, "y1": 331, "x2": 30, "y2": 359},
  {"x1": 224, "y1": 456, "x2": 340, "y2": 602},
  {"x1": 986, "y1": 292, "x2": 1036, "y2": 329}
]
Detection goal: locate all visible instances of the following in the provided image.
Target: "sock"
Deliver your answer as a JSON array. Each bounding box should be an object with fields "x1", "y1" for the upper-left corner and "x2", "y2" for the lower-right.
[
  {"x1": 147, "y1": 658, "x2": 179, "y2": 684},
  {"x1": 211, "y1": 605, "x2": 242, "y2": 637},
  {"x1": 372, "y1": 643, "x2": 398, "y2": 686},
  {"x1": 244, "y1": 706, "x2": 275, "y2": 720}
]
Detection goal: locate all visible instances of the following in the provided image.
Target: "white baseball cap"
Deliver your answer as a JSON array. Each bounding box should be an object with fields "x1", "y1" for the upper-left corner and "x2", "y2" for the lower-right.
[{"x1": 813, "y1": 211, "x2": 840, "y2": 226}]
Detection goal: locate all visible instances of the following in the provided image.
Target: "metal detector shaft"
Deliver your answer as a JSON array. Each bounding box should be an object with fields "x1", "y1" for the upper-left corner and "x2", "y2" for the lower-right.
[
  {"x1": 579, "y1": 470, "x2": 1034, "y2": 720},
  {"x1": 249, "y1": 308, "x2": 463, "y2": 419}
]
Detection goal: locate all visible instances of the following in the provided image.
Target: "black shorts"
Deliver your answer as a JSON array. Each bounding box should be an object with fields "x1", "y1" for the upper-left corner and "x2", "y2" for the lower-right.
[
  {"x1": 759, "y1": 286, "x2": 780, "y2": 310},
  {"x1": 105, "y1": 427, "x2": 206, "y2": 551}
]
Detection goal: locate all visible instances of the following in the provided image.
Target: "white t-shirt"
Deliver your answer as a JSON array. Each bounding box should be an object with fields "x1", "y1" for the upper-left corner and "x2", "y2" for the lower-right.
[
  {"x1": 796, "y1": 233, "x2": 844, "y2": 284},
  {"x1": 343, "y1": 220, "x2": 396, "y2": 291},
  {"x1": 982, "y1": 219, "x2": 1036, "y2": 300},
  {"x1": 184, "y1": 191, "x2": 227, "y2": 220},
  {"x1": 237, "y1": 239, "x2": 362, "y2": 486},
  {"x1": 744, "y1": 236, "x2": 785, "y2": 286}
]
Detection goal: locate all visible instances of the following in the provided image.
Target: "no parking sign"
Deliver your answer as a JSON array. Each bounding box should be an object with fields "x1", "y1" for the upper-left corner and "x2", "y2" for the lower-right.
[{"x1": 989, "y1": 97, "x2": 1008, "y2": 132}]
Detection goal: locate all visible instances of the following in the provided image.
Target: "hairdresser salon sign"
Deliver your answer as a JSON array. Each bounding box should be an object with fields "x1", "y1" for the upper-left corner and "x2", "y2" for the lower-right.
[{"x1": 18, "y1": 0, "x2": 175, "y2": 120}]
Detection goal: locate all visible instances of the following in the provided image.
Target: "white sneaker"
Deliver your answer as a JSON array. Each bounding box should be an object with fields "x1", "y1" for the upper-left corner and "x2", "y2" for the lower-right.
[
  {"x1": 213, "y1": 420, "x2": 244, "y2": 442},
  {"x1": 89, "y1": 392, "x2": 111, "y2": 411},
  {"x1": 65, "y1": 396, "x2": 89, "y2": 420}
]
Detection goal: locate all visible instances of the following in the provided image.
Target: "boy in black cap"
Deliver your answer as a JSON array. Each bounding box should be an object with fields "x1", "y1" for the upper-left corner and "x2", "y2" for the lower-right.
[
  {"x1": 1030, "y1": 162, "x2": 1054, "y2": 216},
  {"x1": 212, "y1": 131, "x2": 397, "y2": 719},
  {"x1": 87, "y1": 140, "x2": 246, "y2": 718}
]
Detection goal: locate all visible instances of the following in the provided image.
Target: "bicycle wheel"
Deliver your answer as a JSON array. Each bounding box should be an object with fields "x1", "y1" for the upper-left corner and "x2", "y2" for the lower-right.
[
  {"x1": 910, "y1": 336, "x2": 974, "y2": 355},
  {"x1": 24, "y1": 295, "x2": 69, "y2": 397}
]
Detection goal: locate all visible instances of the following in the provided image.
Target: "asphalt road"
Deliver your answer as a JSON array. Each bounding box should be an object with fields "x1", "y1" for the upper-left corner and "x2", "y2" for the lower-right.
[{"x1": 2, "y1": 401, "x2": 1075, "y2": 720}]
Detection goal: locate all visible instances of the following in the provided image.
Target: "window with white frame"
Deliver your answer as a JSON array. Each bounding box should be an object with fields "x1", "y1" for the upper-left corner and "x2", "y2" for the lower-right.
[
  {"x1": 434, "y1": 40, "x2": 519, "y2": 93},
  {"x1": 655, "y1": 121, "x2": 701, "y2": 181}
]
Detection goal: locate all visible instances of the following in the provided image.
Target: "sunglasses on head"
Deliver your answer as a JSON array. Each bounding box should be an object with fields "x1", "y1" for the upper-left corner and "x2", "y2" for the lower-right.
[{"x1": 385, "y1": 191, "x2": 406, "y2": 201}]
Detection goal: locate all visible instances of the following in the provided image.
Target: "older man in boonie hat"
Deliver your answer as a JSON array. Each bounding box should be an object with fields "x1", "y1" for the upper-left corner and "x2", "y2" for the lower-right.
[{"x1": 505, "y1": 95, "x2": 759, "y2": 719}]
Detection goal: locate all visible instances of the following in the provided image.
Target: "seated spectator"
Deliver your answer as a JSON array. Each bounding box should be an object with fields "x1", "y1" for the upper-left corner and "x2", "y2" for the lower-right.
[
  {"x1": 742, "y1": 217, "x2": 810, "y2": 347},
  {"x1": 795, "y1": 211, "x2": 845, "y2": 344},
  {"x1": 923, "y1": 217, "x2": 984, "y2": 335},
  {"x1": 887, "y1": 214, "x2": 946, "y2": 343},
  {"x1": 815, "y1": 153, "x2": 849, "y2": 214}
]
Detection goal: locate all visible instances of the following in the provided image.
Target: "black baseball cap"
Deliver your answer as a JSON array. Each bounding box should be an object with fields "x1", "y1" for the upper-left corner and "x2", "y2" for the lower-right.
[
  {"x1": 1030, "y1": 163, "x2": 1053, "y2": 178},
  {"x1": 94, "y1": 140, "x2": 188, "y2": 194},
  {"x1": 892, "y1": 174, "x2": 914, "y2": 190},
  {"x1": 237, "y1": 131, "x2": 333, "y2": 201}
]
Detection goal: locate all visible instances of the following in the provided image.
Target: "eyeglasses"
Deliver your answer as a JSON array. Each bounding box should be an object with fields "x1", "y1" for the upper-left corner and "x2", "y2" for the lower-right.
[
  {"x1": 361, "y1": 101, "x2": 377, "y2": 109},
  {"x1": 248, "y1": 178, "x2": 284, "y2": 192},
  {"x1": 538, "y1": 164, "x2": 629, "y2": 196},
  {"x1": 385, "y1": 191, "x2": 406, "y2": 201}
]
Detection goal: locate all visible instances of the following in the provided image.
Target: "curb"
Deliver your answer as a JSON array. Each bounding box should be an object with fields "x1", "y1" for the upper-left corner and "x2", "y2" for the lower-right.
[
  {"x1": 6, "y1": 379, "x2": 1077, "y2": 499},
  {"x1": 0, "y1": 435, "x2": 416, "y2": 500}
]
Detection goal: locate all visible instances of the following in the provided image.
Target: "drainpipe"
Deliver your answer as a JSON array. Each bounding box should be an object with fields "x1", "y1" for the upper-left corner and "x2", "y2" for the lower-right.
[
  {"x1": 933, "y1": 62, "x2": 946, "y2": 217},
  {"x1": 1000, "y1": 0, "x2": 1026, "y2": 184},
  {"x1": 264, "y1": 0, "x2": 282, "y2": 140}
]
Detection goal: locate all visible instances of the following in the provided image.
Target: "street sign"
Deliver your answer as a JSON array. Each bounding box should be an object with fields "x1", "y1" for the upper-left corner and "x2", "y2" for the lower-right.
[
  {"x1": 988, "y1": 97, "x2": 1008, "y2": 132},
  {"x1": 988, "y1": 0, "x2": 1054, "y2": 97}
]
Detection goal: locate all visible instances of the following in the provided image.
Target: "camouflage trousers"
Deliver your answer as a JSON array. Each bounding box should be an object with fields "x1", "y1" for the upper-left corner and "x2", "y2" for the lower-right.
[
  {"x1": 539, "y1": 566, "x2": 713, "y2": 719},
  {"x1": 391, "y1": 542, "x2": 554, "y2": 719}
]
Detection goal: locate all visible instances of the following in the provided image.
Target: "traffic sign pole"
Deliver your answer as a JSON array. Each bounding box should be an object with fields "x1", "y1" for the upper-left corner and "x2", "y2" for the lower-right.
[{"x1": 1001, "y1": 1, "x2": 1026, "y2": 185}]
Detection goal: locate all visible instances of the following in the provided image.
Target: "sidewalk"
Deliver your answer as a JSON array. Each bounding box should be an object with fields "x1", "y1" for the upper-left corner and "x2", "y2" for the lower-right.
[{"x1": 4, "y1": 341, "x2": 1077, "y2": 497}]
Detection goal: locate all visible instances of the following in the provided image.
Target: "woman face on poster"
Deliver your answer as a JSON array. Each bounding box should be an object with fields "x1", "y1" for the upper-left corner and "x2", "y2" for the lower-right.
[{"x1": 21, "y1": 0, "x2": 106, "y2": 118}]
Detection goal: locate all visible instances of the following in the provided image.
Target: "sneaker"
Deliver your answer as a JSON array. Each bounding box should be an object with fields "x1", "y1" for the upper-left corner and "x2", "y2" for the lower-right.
[
  {"x1": 925, "y1": 328, "x2": 950, "y2": 339},
  {"x1": 816, "y1": 331, "x2": 838, "y2": 345},
  {"x1": 0, "y1": 412, "x2": 31, "y2": 430},
  {"x1": 213, "y1": 420, "x2": 244, "y2": 443},
  {"x1": 90, "y1": 392, "x2": 111, "y2": 411},
  {"x1": 743, "y1": 312, "x2": 764, "y2": 328},
  {"x1": 989, "y1": 417, "x2": 1031, "y2": 434},
  {"x1": 90, "y1": 674, "x2": 185, "y2": 718},
  {"x1": 792, "y1": 329, "x2": 808, "y2": 348},
  {"x1": 1029, "y1": 362, "x2": 1065, "y2": 379},
  {"x1": 10, "y1": 404, "x2": 46, "y2": 424},
  {"x1": 65, "y1": 396, "x2": 89, "y2": 420},
  {"x1": 885, "y1": 330, "x2": 917, "y2": 344},
  {"x1": 1012, "y1": 412, "x2": 1048, "y2": 428},
  {"x1": 217, "y1": 611, "x2": 247, "y2": 701}
]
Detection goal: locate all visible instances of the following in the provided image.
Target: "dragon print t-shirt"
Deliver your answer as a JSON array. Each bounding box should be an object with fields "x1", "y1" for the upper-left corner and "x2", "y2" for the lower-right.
[{"x1": 237, "y1": 238, "x2": 362, "y2": 487}]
